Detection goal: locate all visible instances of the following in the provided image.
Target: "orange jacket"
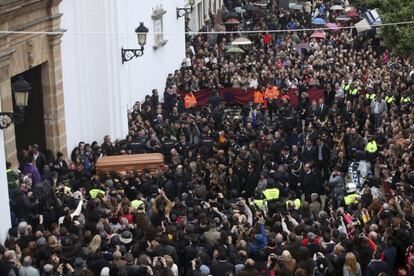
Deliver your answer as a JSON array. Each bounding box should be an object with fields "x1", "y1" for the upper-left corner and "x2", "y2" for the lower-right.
[
  {"x1": 184, "y1": 93, "x2": 197, "y2": 109},
  {"x1": 264, "y1": 86, "x2": 279, "y2": 100},
  {"x1": 253, "y1": 91, "x2": 264, "y2": 104}
]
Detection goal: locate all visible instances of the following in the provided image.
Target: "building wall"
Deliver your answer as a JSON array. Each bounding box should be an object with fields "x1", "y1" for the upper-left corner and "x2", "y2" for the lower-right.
[
  {"x1": 60, "y1": 0, "x2": 186, "y2": 151},
  {"x1": 0, "y1": 0, "x2": 67, "y2": 165}
]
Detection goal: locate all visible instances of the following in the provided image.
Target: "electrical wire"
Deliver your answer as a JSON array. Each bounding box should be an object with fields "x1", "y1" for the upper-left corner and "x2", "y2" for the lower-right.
[{"x1": 0, "y1": 20, "x2": 413, "y2": 36}]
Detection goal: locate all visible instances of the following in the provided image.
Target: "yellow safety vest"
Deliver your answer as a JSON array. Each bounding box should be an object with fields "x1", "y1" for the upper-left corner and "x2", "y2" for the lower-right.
[
  {"x1": 341, "y1": 83, "x2": 350, "y2": 91},
  {"x1": 344, "y1": 193, "x2": 360, "y2": 205},
  {"x1": 254, "y1": 199, "x2": 266, "y2": 208},
  {"x1": 365, "y1": 93, "x2": 375, "y2": 100},
  {"x1": 89, "y1": 189, "x2": 105, "y2": 199},
  {"x1": 349, "y1": 88, "x2": 359, "y2": 95},
  {"x1": 286, "y1": 199, "x2": 301, "y2": 209},
  {"x1": 401, "y1": 96, "x2": 411, "y2": 103},
  {"x1": 263, "y1": 188, "x2": 280, "y2": 201},
  {"x1": 385, "y1": 95, "x2": 395, "y2": 104},
  {"x1": 131, "y1": 199, "x2": 144, "y2": 209},
  {"x1": 365, "y1": 141, "x2": 378, "y2": 153}
]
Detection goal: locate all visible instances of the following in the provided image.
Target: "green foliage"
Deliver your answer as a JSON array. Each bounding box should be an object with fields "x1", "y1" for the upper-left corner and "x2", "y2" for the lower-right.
[
  {"x1": 379, "y1": 0, "x2": 414, "y2": 59},
  {"x1": 352, "y1": 0, "x2": 414, "y2": 59}
]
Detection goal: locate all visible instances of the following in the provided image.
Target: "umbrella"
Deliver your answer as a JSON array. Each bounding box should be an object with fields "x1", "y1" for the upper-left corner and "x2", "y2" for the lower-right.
[
  {"x1": 295, "y1": 42, "x2": 311, "y2": 50},
  {"x1": 344, "y1": 6, "x2": 357, "y2": 13},
  {"x1": 253, "y1": 0, "x2": 267, "y2": 7},
  {"x1": 311, "y1": 31, "x2": 326, "y2": 39},
  {"x1": 289, "y1": 3, "x2": 303, "y2": 10},
  {"x1": 226, "y1": 47, "x2": 245, "y2": 54},
  {"x1": 244, "y1": 4, "x2": 259, "y2": 12},
  {"x1": 224, "y1": 18, "x2": 240, "y2": 25},
  {"x1": 231, "y1": 37, "x2": 252, "y2": 46},
  {"x1": 222, "y1": 11, "x2": 239, "y2": 20},
  {"x1": 335, "y1": 14, "x2": 351, "y2": 21},
  {"x1": 234, "y1": 7, "x2": 246, "y2": 14},
  {"x1": 330, "y1": 5, "x2": 344, "y2": 11},
  {"x1": 312, "y1": 17, "x2": 326, "y2": 25},
  {"x1": 346, "y1": 11, "x2": 359, "y2": 17},
  {"x1": 326, "y1": 22, "x2": 340, "y2": 30}
]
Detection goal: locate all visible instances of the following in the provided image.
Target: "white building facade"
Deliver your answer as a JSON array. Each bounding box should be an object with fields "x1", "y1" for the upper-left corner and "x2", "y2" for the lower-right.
[{"x1": 60, "y1": 0, "x2": 188, "y2": 151}]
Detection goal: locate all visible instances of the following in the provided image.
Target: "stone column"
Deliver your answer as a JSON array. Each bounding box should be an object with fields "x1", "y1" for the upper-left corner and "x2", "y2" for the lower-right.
[
  {"x1": 0, "y1": 48, "x2": 15, "y2": 243},
  {"x1": 42, "y1": 32, "x2": 67, "y2": 156},
  {"x1": 0, "y1": 48, "x2": 18, "y2": 168}
]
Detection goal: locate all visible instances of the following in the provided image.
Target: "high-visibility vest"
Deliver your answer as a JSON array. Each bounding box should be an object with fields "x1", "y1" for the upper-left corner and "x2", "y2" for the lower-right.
[
  {"x1": 184, "y1": 94, "x2": 197, "y2": 109},
  {"x1": 349, "y1": 88, "x2": 359, "y2": 95},
  {"x1": 365, "y1": 93, "x2": 375, "y2": 100},
  {"x1": 264, "y1": 86, "x2": 279, "y2": 100},
  {"x1": 401, "y1": 96, "x2": 411, "y2": 103},
  {"x1": 263, "y1": 188, "x2": 280, "y2": 201},
  {"x1": 344, "y1": 193, "x2": 360, "y2": 205},
  {"x1": 341, "y1": 83, "x2": 350, "y2": 92},
  {"x1": 131, "y1": 199, "x2": 144, "y2": 209},
  {"x1": 286, "y1": 199, "x2": 301, "y2": 209},
  {"x1": 89, "y1": 189, "x2": 105, "y2": 199},
  {"x1": 253, "y1": 91, "x2": 264, "y2": 104},
  {"x1": 365, "y1": 141, "x2": 378, "y2": 153},
  {"x1": 385, "y1": 95, "x2": 395, "y2": 104},
  {"x1": 254, "y1": 199, "x2": 266, "y2": 208}
]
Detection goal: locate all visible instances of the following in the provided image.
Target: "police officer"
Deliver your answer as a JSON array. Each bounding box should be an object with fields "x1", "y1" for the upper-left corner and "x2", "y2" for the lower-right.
[
  {"x1": 365, "y1": 135, "x2": 378, "y2": 167},
  {"x1": 343, "y1": 183, "x2": 360, "y2": 207}
]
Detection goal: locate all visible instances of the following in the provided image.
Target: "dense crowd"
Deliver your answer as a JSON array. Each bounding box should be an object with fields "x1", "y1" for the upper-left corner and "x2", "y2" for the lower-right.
[{"x1": 2, "y1": 0, "x2": 414, "y2": 276}]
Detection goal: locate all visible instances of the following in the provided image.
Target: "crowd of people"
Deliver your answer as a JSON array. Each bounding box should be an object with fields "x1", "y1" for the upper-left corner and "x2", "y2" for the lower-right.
[{"x1": 2, "y1": 0, "x2": 414, "y2": 275}]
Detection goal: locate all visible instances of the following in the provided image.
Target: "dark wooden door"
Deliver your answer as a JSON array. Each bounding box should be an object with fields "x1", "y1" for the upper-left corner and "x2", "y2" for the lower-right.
[{"x1": 12, "y1": 65, "x2": 46, "y2": 153}]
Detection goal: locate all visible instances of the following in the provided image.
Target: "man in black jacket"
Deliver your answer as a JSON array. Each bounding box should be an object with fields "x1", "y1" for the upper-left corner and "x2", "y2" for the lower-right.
[
  {"x1": 365, "y1": 250, "x2": 389, "y2": 276},
  {"x1": 210, "y1": 248, "x2": 234, "y2": 276},
  {"x1": 302, "y1": 163, "x2": 321, "y2": 202},
  {"x1": 31, "y1": 144, "x2": 47, "y2": 175}
]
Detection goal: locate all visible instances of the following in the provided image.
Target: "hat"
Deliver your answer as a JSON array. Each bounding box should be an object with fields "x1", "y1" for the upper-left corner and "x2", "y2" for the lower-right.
[
  {"x1": 346, "y1": 182, "x2": 357, "y2": 193},
  {"x1": 311, "y1": 193, "x2": 319, "y2": 199},
  {"x1": 200, "y1": 264, "x2": 210, "y2": 275},
  {"x1": 43, "y1": 264, "x2": 54, "y2": 273},
  {"x1": 120, "y1": 231, "x2": 133, "y2": 244},
  {"x1": 73, "y1": 257, "x2": 85, "y2": 267},
  {"x1": 36, "y1": 237, "x2": 47, "y2": 247}
]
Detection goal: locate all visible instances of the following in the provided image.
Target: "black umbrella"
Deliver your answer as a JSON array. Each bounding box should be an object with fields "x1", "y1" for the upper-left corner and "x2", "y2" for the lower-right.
[
  {"x1": 244, "y1": 4, "x2": 259, "y2": 12},
  {"x1": 222, "y1": 11, "x2": 240, "y2": 20}
]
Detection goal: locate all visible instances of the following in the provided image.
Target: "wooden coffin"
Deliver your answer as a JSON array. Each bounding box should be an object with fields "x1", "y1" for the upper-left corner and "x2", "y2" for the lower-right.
[{"x1": 95, "y1": 153, "x2": 164, "y2": 174}]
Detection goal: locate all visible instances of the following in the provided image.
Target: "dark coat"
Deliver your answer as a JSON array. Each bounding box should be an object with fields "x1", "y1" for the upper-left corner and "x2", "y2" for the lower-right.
[{"x1": 302, "y1": 170, "x2": 321, "y2": 200}]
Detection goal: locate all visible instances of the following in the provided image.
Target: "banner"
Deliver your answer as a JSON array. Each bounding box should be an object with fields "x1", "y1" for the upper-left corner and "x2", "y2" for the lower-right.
[{"x1": 181, "y1": 87, "x2": 325, "y2": 108}]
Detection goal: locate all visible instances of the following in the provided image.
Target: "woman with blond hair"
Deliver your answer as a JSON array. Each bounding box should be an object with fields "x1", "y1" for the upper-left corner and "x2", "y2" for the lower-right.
[
  {"x1": 279, "y1": 250, "x2": 297, "y2": 275},
  {"x1": 88, "y1": 234, "x2": 102, "y2": 254},
  {"x1": 343, "y1": 252, "x2": 362, "y2": 276}
]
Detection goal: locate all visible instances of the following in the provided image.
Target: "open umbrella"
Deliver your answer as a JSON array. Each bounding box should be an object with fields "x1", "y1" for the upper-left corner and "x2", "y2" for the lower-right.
[
  {"x1": 222, "y1": 11, "x2": 239, "y2": 20},
  {"x1": 234, "y1": 7, "x2": 246, "y2": 14},
  {"x1": 231, "y1": 37, "x2": 252, "y2": 46},
  {"x1": 295, "y1": 42, "x2": 311, "y2": 50},
  {"x1": 312, "y1": 17, "x2": 326, "y2": 25},
  {"x1": 311, "y1": 31, "x2": 326, "y2": 39},
  {"x1": 335, "y1": 14, "x2": 351, "y2": 21},
  {"x1": 289, "y1": 3, "x2": 303, "y2": 10},
  {"x1": 226, "y1": 47, "x2": 245, "y2": 54},
  {"x1": 244, "y1": 4, "x2": 259, "y2": 12},
  {"x1": 344, "y1": 6, "x2": 357, "y2": 13},
  {"x1": 346, "y1": 11, "x2": 359, "y2": 17},
  {"x1": 330, "y1": 5, "x2": 344, "y2": 10},
  {"x1": 253, "y1": 0, "x2": 267, "y2": 7},
  {"x1": 224, "y1": 18, "x2": 240, "y2": 25},
  {"x1": 326, "y1": 22, "x2": 340, "y2": 31}
]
